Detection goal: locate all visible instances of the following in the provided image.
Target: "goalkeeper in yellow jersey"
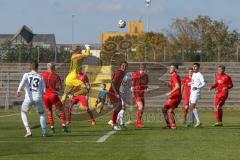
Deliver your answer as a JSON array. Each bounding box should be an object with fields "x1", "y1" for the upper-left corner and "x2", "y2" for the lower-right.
[{"x1": 61, "y1": 45, "x2": 91, "y2": 105}]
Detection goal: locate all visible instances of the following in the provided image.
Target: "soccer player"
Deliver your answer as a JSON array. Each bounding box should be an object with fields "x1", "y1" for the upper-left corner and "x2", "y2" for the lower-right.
[
  {"x1": 61, "y1": 45, "x2": 90, "y2": 105},
  {"x1": 95, "y1": 83, "x2": 108, "y2": 113},
  {"x1": 117, "y1": 72, "x2": 133, "y2": 129},
  {"x1": 132, "y1": 63, "x2": 149, "y2": 128},
  {"x1": 189, "y1": 63, "x2": 205, "y2": 127},
  {"x1": 209, "y1": 65, "x2": 233, "y2": 126},
  {"x1": 41, "y1": 63, "x2": 68, "y2": 134},
  {"x1": 16, "y1": 61, "x2": 46, "y2": 137},
  {"x1": 108, "y1": 61, "x2": 128, "y2": 130},
  {"x1": 66, "y1": 71, "x2": 96, "y2": 125},
  {"x1": 162, "y1": 64, "x2": 181, "y2": 129},
  {"x1": 181, "y1": 68, "x2": 193, "y2": 127}
]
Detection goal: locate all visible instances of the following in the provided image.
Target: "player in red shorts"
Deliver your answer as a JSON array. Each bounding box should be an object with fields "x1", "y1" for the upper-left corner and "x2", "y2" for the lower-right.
[
  {"x1": 108, "y1": 61, "x2": 128, "y2": 130},
  {"x1": 209, "y1": 65, "x2": 233, "y2": 127},
  {"x1": 131, "y1": 63, "x2": 149, "y2": 128},
  {"x1": 181, "y1": 68, "x2": 193, "y2": 127},
  {"x1": 66, "y1": 71, "x2": 96, "y2": 125},
  {"x1": 41, "y1": 63, "x2": 68, "y2": 134},
  {"x1": 162, "y1": 64, "x2": 181, "y2": 129}
]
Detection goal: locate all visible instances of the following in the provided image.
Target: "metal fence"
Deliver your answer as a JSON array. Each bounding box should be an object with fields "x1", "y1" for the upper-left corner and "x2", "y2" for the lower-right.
[
  {"x1": 0, "y1": 47, "x2": 71, "y2": 63},
  {"x1": 0, "y1": 45, "x2": 239, "y2": 64}
]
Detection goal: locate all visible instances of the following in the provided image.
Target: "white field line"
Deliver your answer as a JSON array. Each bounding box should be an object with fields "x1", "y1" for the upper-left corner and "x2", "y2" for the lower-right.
[
  {"x1": 96, "y1": 121, "x2": 131, "y2": 143},
  {"x1": 0, "y1": 140, "x2": 90, "y2": 143},
  {"x1": 0, "y1": 113, "x2": 19, "y2": 118}
]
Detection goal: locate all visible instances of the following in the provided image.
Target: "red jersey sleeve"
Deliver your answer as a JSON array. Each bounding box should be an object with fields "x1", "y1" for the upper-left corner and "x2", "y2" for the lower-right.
[
  {"x1": 227, "y1": 76, "x2": 233, "y2": 89},
  {"x1": 181, "y1": 78, "x2": 186, "y2": 86},
  {"x1": 112, "y1": 70, "x2": 122, "y2": 82},
  {"x1": 56, "y1": 74, "x2": 62, "y2": 89},
  {"x1": 172, "y1": 74, "x2": 179, "y2": 87},
  {"x1": 210, "y1": 79, "x2": 218, "y2": 90},
  {"x1": 132, "y1": 72, "x2": 138, "y2": 87}
]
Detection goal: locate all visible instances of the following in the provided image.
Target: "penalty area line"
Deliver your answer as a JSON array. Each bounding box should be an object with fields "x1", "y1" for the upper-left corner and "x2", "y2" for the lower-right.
[{"x1": 96, "y1": 121, "x2": 131, "y2": 143}]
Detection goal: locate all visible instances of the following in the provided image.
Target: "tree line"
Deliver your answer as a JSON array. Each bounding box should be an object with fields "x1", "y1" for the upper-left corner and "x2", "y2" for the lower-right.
[{"x1": 101, "y1": 16, "x2": 239, "y2": 64}]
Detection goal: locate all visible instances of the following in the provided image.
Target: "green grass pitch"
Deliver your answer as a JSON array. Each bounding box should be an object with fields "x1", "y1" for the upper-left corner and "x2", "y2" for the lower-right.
[{"x1": 0, "y1": 108, "x2": 240, "y2": 160}]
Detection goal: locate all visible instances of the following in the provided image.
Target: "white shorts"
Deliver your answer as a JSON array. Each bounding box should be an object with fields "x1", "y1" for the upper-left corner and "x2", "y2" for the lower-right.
[
  {"x1": 120, "y1": 92, "x2": 134, "y2": 106},
  {"x1": 21, "y1": 98, "x2": 45, "y2": 113},
  {"x1": 190, "y1": 92, "x2": 201, "y2": 104}
]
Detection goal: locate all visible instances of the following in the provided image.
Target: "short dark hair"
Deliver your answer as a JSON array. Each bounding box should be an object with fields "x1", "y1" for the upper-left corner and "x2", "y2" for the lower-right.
[
  {"x1": 193, "y1": 63, "x2": 200, "y2": 67},
  {"x1": 140, "y1": 63, "x2": 146, "y2": 67},
  {"x1": 120, "y1": 61, "x2": 128, "y2": 66},
  {"x1": 218, "y1": 65, "x2": 226, "y2": 71},
  {"x1": 170, "y1": 63, "x2": 178, "y2": 69},
  {"x1": 30, "y1": 60, "x2": 38, "y2": 70}
]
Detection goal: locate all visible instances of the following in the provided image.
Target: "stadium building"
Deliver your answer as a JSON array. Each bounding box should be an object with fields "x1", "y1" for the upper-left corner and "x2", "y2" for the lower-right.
[{"x1": 0, "y1": 25, "x2": 56, "y2": 49}]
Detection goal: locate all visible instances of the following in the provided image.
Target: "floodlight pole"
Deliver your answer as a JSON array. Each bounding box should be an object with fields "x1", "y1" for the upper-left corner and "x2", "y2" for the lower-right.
[
  {"x1": 71, "y1": 15, "x2": 75, "y2": 50},
  {"x1": 145, "y1": 0, "x2": 151, "y2": 32}
]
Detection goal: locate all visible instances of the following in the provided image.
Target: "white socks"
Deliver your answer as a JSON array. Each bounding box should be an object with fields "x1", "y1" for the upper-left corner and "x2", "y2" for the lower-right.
[
  {"x1": 40, "y1": 113, "x2": 46, "y2": 135},
  {"x1": 117, "y1": 109, "x2": 125, "y2": 125},
  {"x1": 21, "y1": 111, "x2": 31, "y2": 133},
  {"x1": 21, "y1": 111, "x2": 46, "y2": 135},
  {"x1": 193, "y1": 108, "x2": 200, "y2": 124}
]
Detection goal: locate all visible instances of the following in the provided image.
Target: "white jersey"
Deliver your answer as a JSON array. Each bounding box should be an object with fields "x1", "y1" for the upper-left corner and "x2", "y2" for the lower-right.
[
  {"x1": 17, "y1": 71, "x2": 46, "y2": 101},
  {"x1": 120, "y1": 73, "x2": 132, "y2": 94},
  {"x1": 190, "y1": 72, "x2": 205, "y2": 93},
  {"x1": 120, "y1": 73, "x2": 134, "y2": 106}
]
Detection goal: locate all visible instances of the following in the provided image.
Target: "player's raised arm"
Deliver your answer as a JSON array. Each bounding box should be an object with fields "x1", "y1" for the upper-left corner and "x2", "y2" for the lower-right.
[{"x1": 16, "y1": 73, "x2": 28, "y2": 97}]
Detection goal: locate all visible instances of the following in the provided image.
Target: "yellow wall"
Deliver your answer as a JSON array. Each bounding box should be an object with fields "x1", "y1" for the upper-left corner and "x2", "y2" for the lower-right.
[
  {"x1": 128, "y1": 21, "x2": 144, "y2": 34},
  {"x1": 101, "y1": 21, "x2": 144, "y2": 44},
  {"x1": 101, "y1": 32, "x2": 126, "y2": 44}
]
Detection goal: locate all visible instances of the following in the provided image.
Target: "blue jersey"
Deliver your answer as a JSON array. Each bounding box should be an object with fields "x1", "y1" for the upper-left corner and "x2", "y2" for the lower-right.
[{"x1": 98, "y1": 88, "x2": 108, "y2": 102}]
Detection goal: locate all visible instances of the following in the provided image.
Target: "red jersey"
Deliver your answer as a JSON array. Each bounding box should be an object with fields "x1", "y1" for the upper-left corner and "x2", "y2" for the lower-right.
[
  {"x1": 170, "y1": 72, "x2": 181, "y2": 98},
  {"x1": 109, "y1": 69, "x2": 125, "y2": 94},
  {"x1": 181, "y1": 77, "x2": 191, "y2": 97},
  {"x1": 42, "y1": 71, "x2": 62, "y2": 94},
  {"x1": 78, "y1": 72, "x2": 89, "y2": 85},
  {"x1": 132, "y1": 71, "x2": 149, "y2": 91},
  {"x1": 210, "y1": 73, "x2": 233, "y2": 95}
]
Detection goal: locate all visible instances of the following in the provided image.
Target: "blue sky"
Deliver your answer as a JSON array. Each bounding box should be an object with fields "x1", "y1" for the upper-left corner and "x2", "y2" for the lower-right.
[{"x1": 0, "y1": 0, "x2": 240, "y2": 44}]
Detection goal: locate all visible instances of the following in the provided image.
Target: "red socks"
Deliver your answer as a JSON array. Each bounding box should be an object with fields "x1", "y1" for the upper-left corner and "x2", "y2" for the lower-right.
[
  {"x1": 47, "y1": 109, "x2": 54, "y2": 127},
  {"x1": 86, "y1": 108, "x2": 94, "y2": 120},
  {"x1": 183, "y1": 108, "x2": 188, "y2": 122},
  {"x1": 216, "y1": 109, "x2": 223, "y2": 122},
  {"x1": 169, "y1": 111, "x2": 176, "y2": 126},
  {"x1": 136, "y1": 109, "x2": 143, "y2": 124},
  {"x1": 112, "y1": 108, "x2": 121, "y2": 124}
]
